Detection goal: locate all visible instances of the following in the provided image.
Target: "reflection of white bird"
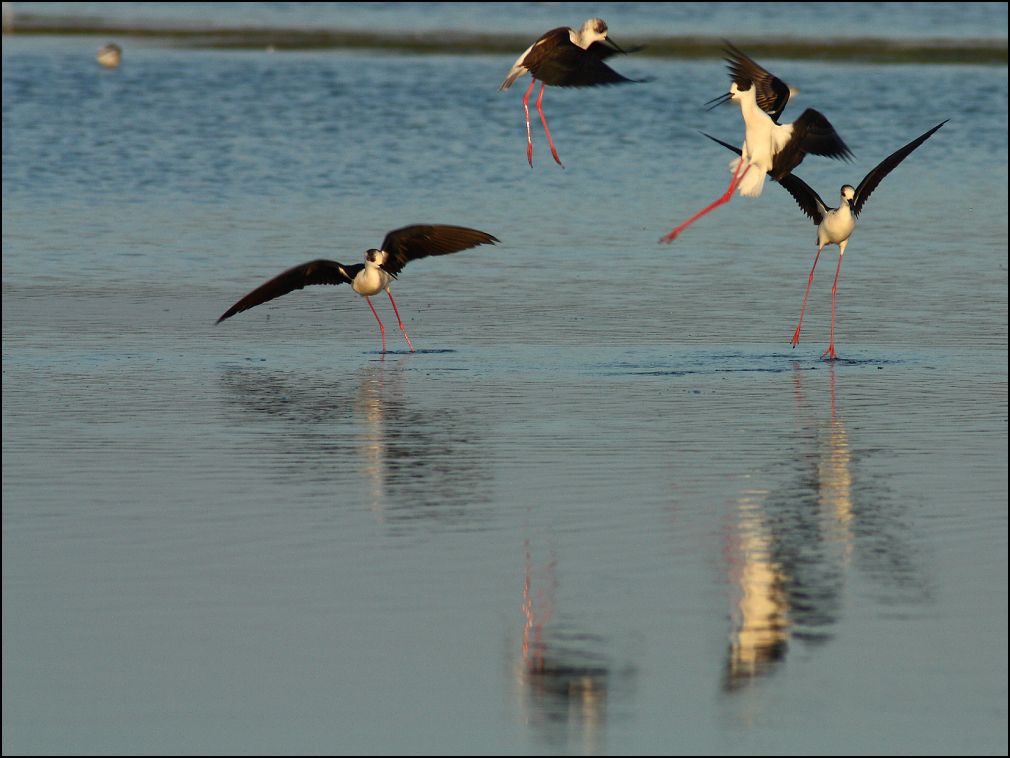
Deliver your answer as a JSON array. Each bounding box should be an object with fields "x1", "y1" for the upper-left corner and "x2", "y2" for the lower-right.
[
  {"x1": 499, "y1": 18, "x2": 640, "y2": 168},
  {"x1": 96, "y1": 43, "x2": 122, "y2": 68},
  {"x1": 705, "y1": 121, "x2": 947, "y2": 359},
  {"x1": 217, "y1": 225, "x2": 499, "y2": 353},
  {"x1": 661, "y1": 42, "x2": 851, "y2": 243}
]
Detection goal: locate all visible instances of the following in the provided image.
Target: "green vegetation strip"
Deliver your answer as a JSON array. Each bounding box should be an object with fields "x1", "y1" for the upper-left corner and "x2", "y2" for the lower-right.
[{"x1": 7, "y1": 15, "x2": 1008, "y2": 65}]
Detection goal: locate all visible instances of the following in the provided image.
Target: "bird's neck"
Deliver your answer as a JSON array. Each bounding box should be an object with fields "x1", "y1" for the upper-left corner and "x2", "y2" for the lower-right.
[
  {"x1": 738, "y1": 93, "x2": 770, "y2": 127},
  {"x1": 570, "y1": 28, "x2": 598, "y2": 49}
]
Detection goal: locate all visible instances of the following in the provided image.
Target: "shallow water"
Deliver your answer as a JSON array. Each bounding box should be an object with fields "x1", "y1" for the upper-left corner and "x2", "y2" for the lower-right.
[{"x1": 3, "y1": 6, "x2": 1008, "y2": 755}]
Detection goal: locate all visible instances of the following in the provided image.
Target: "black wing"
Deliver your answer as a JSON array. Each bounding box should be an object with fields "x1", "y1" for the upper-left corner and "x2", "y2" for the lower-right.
[
  {"x1": 702, "y1": 131, "x2": 827, "y2": 224},
  {"x1": 772, "y1": 108, "x2": 853, "y2": 179},
  {"x1": 585, "y1": 38, "x2": 642, "y2": 60},
  {"x1": 380, "y1": 225, "x2": 499, "y2": 278},
  {"x1": 216, "y1": 259, "x2": 362, "y2": 323},
  {"x1": 701, "y1": 131, "x2": 743, "y2": 157},
  {"x1": 776, "y1": 173, "x2": 829, "y2": 225},
  {"x1": 722, "y1": 41, "x2": 792, "y2": 122},
  {"x1": 525, "y1": 29, "x2": 635, "y2": 87},
  {"x1": 852, "y1": 120, "x2": 947, "y2": 218}
]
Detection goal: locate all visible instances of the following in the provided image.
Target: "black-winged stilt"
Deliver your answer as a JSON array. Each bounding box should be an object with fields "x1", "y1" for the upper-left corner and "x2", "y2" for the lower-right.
[
  {"x1": 660, "y1": 42, "x2": 852, "y2": 243},
  {"x1": 499, "y1": 18, "x2": 640, "y2": 168},
  {"x1": 217, "y1": 225, "x2": 499, "y2": 353},
  {"x1": 704, "y1": 121, "x2": 947, "y2": 359}
]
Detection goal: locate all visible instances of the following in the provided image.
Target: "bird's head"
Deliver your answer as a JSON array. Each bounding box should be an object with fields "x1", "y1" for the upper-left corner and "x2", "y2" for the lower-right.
[
  {"x1": 729, "y1": 80, "x2": 754, "y2": 103},
  {"x1": 365, "y1": 248, "x2": 389, "y2": 266},
  {"x1": 577, "y1": 18, "x2": 623, "y2": 51},
  {"x1": 706, "y1": 80, "x2": 749, "y2": 111},
  {"x1": 583, "y1": 18, "x2": 608, "y2": 40},
  {"x1": 840, "y1": 185, "x2": 856, "y2": 206}
]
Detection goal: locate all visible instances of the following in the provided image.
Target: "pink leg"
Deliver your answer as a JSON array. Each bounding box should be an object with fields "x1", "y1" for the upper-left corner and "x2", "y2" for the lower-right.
[
  {"x1": 821, "y1": 252, "x2": 845, "y2": 361},
  {"x1": 791, "y1": 245, "x2": 824, "y2": 347},
  {"x1": 659, "y1": 162, "x2": 751, "y2": 244},
  {"x1": 522, "y1": 79, "x2": 536, "y2": 167},
  {"x1": 365, "y1": 296, "x2": 386, "y2": 353},
  {"x1": 386, "y1": 291, "x2": 415, "y2": 353},
  {"x1": 535, "y1": 82, "x2": 564, "y2": 168}
]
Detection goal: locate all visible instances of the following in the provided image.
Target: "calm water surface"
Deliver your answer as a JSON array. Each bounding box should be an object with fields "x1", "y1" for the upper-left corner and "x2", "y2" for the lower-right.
[{"x1": 2, "y1": 5, "x2": 1007, "y2": 755}]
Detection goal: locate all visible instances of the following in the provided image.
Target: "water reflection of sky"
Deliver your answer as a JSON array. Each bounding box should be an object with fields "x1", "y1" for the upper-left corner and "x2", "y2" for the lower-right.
[{"x1": 218, "y1": 360, "x2": 495, "y2": 531}]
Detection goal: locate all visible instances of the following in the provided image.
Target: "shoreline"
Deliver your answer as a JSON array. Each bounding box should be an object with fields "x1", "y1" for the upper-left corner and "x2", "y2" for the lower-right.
[{"x1": 4, "y1": 15, "x2": 1007, "y2": 64}]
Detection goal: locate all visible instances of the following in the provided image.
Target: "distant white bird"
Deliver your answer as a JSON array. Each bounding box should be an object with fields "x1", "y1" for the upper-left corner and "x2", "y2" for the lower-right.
[
  {"x1": 217, "y1": 225, "x2": 499, "y2": 353},
  {"x1": 661, "y1": 42, "x2": 851, "y2": 243},
  {"x1": 704, "y1": 121, "x2": 947, "y2": 359},
  {"x1": 499, "y1": 18, "x2": 640, "y2": 168},
  {"x1": 96, "y1": 43, "x2": 122, "y2": 69}
]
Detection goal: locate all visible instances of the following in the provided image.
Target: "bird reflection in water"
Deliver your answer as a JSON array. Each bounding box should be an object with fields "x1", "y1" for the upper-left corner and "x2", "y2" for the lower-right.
[
  {"x1": 515, "y1": 537, "x2": 620, "y2": 755},
  {"x1": 218, "y1": 360, "x2": 491, "y2": 528},
  {"x1": 724, "y1": 364, "x2": 853, "y2": 691}
]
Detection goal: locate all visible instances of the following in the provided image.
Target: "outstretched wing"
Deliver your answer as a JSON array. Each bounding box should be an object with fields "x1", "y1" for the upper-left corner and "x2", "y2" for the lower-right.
[
  {"x1": 772, "y1": 108, "x2": 853, "y2": 179},
  {"x1": 722, "y1": 41, "x2": 793, "y2": 122},
  {"x1": 852, "y1": 120, "x2": 947, "y2": 217},
  {"x1": 702, "y1": 131, "x2": 828, "y2": 224},
  {"x1": 217, "y1": 259, "x2": 362, "y2": 323},
  {"x1": 380, "y1": 225, "x2": 500, "y2": 277},
  {"x1": 776, "y1": 173, "x2": 829, "y2": 225}
]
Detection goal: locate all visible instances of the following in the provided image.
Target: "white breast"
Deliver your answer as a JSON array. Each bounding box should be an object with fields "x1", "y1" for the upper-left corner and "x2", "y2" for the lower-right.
[
  {"x1": 352, "y1": 265, "x2": 391, "y2": 297},
  {"x1": 820, "y1": 206, "x2": 856, "y2": 246}
]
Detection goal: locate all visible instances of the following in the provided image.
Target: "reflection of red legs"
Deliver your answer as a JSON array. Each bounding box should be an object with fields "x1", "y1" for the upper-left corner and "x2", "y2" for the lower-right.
[
  {"x1": 660, "y1": 161, "x2": 751, "y2": 244},
  {"x1": 535, "y1": 82, "x2": 564, "y2": 168},
  {"x1": 791, "y1": 245, "x2": 824, "y2": 347},
  {"x1": 822, "y1": 250, "x2": 845, "y2": 360},
  {"x1": 521, "y1": 540, "x2": 557, "y2": 674},
  {"x1": 366, "y1": 296, "x2": 386, "y2": 353},
  {"x1": 386, "y1": 291, "x2": 415, "y2": 353},
  {"x1": 522, "y1": 79, "x2": 536, "y2": 167}
]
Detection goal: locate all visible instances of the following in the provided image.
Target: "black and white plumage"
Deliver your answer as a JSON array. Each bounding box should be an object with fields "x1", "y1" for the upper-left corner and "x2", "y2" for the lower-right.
[
  {"x1": 705, "y1": 41, "x2": 795, "y2": 124},
  {"x1": 499, "y1": 18, "x2": 640, "y2": 168},
  {"x1": 217, "y1": 225, "x2": 499, "y2": 353},
  {"x1": 705, "y1": 121, "x2": 947, "y2": 359},
  {"x1": 660, "y1": 42, "x2": 852, "y2": 243}
]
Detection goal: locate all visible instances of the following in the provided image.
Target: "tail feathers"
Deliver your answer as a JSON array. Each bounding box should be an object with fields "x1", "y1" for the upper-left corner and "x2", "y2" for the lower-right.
[
  {"x1": 738, "y1": 168, "x2": 766, "y2": 197},
  {"x1": 729, "y1": 158, "x2": 766, "y2": 198},
  {"x1": 499, "y1": 66, "x2": 526, "y2": 91}
]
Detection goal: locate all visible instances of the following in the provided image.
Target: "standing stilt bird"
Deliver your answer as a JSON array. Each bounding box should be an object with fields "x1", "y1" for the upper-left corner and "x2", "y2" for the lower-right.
[
  {"x1": 660, "y1": 42, "x2": 852, "y2": 243},
  {"x1": 499, "y1": 18, "x2": 640, "y2": 168},
  {"x1": 216, "y1": 225, "x2": 499, "y2": 353},
  {"x1": 704, "y1": 121, "x2": 947, "y2": 359}
]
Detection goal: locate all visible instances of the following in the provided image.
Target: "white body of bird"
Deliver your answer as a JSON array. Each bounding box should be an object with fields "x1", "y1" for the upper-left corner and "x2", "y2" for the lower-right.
[
  {"x1": 815, "y1": 186, "x2": 857, "y2": 251},
  {"x1": 352, "y1": 251, "x2": 395, "y2": 297},
  {"x1": 730, "y1": 83, "x2": 793, "y2": 197}
]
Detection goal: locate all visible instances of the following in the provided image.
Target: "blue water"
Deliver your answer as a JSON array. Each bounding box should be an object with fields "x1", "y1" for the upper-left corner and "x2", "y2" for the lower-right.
[{"x1": 3, "y1": 3, "x2": 1008, "y2": 755}]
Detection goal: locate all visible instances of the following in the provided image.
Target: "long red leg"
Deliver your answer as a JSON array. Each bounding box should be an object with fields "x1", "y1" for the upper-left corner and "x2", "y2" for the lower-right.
[
  {"x1": 791, "y1": 245, "x2": 824, "y2": 347},
  {"x1": 365, "y1": 296, "x2": 386, "y2": 353},
  {"x1": 821, "y1": 252, "x2": 845, "y2": 361},
  {"x1": 659, "y1": 162, "x2": 751, "y2": 244},
  {"x1": 535, "y1": 82, "x2": 564, "y2": 168},
  {"x1": 522, "y1": 79, "x2": 536, "y2": 167},
  {"x1": 386, "y1": 291, "x2": 415, "y2": 353}
]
